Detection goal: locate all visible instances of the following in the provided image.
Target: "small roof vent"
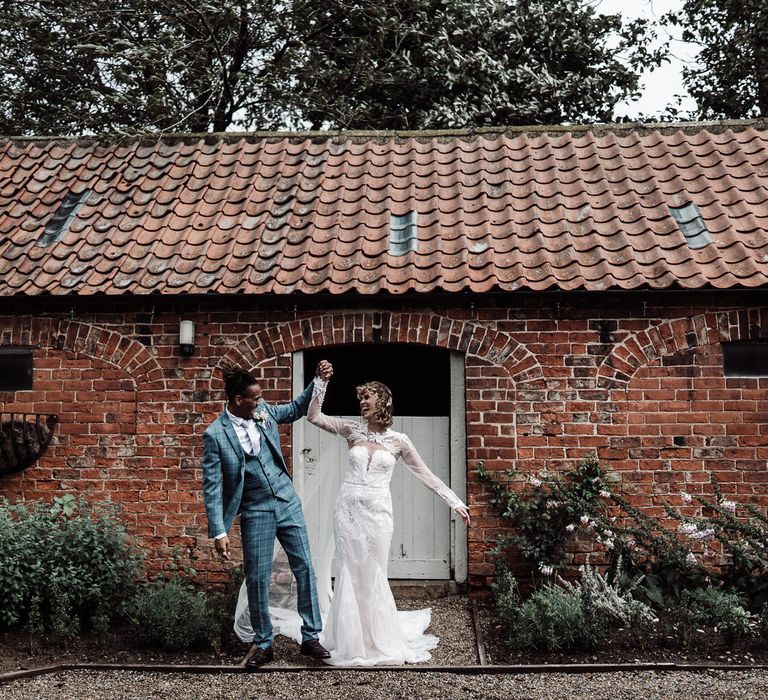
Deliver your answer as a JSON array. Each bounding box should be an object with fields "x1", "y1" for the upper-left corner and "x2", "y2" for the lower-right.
[
  {"x1": 37, "y1": 190, "x2": 90, "y2": 248},
  {"x1": 670, "y1": 202, "x2": 712, "y2": 249},
  {"x1": 389, "y1": 211, "x2": 418, "y2": 256}
]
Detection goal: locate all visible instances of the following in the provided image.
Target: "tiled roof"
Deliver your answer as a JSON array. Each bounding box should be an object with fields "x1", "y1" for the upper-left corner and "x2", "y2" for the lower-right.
[{"x1": 2, "y1": 124, "x2": 768, "y2": 296}]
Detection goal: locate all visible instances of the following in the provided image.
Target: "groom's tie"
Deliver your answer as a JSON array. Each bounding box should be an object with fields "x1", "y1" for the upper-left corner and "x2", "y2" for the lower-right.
[{"x1": 244, "y1": 418, "x2": 261, "y2": 456}]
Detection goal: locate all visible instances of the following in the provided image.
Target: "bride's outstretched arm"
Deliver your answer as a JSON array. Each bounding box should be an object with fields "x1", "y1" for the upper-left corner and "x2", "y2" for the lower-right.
[
  {"x1": 399, "y1": 436, "x2": 471, "y2": 525},
  {"x1": 307, "y1": 378, "x2": 353, "y2": 438}
]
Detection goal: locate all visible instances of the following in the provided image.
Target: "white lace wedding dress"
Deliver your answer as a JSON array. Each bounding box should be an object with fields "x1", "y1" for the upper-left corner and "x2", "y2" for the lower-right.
[{"x1": 307, "y1": 378, "x2": 466, "y2": 666}]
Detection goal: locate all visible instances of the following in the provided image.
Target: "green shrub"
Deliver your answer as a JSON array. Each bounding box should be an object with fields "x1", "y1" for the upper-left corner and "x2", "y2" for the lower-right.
[
  {"x1": 759, "y1": 604, "x2": 768, "y2": 643},
  {"x1": 0, "y1": 495, "x2": 142, "y2": 638},
  {"x1": 562, "y1": 562, "x2": 657, "y2": 634},
  {"x1": 127, "y1": 576, "x2": 223, "y2": 651},
  {"x1": 495, "y1": 562, "x2": 657, "y2": 653},
  {"x1": 479, "y1": 456, "x2": 768, "y2": 611},
  {"x1": 495, "y1": 565, "x2": 605, "y2": 652},
  {"x1": 492, "y1": 560, "x2": 522, "y2": 627},
  {"x1": 670, "y1": 587, "x2": 753, "y2": 646},
  {"x1": 511, "y1": 584, "x2": 602, "y2": 652}
]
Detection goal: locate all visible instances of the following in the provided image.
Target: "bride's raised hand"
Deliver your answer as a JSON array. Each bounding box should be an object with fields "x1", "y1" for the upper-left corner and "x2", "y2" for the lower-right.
[{"x1": 456, "y1": 506, "x2": 470, "y2": 526}]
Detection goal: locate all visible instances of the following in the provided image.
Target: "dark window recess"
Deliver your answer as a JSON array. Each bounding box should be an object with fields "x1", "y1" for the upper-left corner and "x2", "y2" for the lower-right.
[
  {"x1": 37, "y1": 189, "x2": 91, "y2": 248},
  {"x1": 0, "y1": 348, "x2": 33, "y2": 391},
  {"x1": 722, "y1": 341, "x2": 768, "y2": 377},
  {"x1": 303, "y1": 344, "x2": 451, "y2": 416}
]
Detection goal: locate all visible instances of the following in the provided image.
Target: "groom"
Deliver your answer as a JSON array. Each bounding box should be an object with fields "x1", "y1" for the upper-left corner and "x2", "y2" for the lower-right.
[{"x1": 201, "y1": 362, "x2": 333, "y2": 668}]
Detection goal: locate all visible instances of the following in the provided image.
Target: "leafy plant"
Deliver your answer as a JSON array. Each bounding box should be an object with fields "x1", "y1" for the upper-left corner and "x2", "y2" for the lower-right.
[
  {"x1": 478, "y1": 454, "x2": 608, "y2": 578},
  {"x1": 684, "y1": 492, "x2": 768, "y2": 607},
  {"x1": 126, "y1": 546, "x2": 237, "y2": 652},
  {"x1": 0, "y1": 495, "x2": 142, "y2": 637},
  {"x1": 518, "y1": 585, "x2": 596, "y2": 652},
  {"x1": 665, "y1": 1, "x2": 768, "y2": 119},
  {"x1": 491, "y1": 559, "x2": 523, "y2": 630},
  {"x1": 291, "y1": 0, "x2": 665, "y2": 130},
  {"x1": 613, "y1": 486, "x2": 768, "y2": 610},
  {"x1": 758, "y1": 604, "x2": 768, "y2": 643},
  {"x1": 493, "y1": 560, "x2": 658, "y2": 652},
  {"x1": 495, "y1": 570, "x2": 604, "y2": 652},
  {"x1": 560, "y1": 561, "x2": 656, "y2": 634},
  {"x1": 127, "y1": 576, "x2": 222, "y2": 652},
  {"x1": 480, "y1": 456, "x2": 768, "y2": 611},
  {"x1": 670, "y1": 588, "x2": 753, "y2": 646}
]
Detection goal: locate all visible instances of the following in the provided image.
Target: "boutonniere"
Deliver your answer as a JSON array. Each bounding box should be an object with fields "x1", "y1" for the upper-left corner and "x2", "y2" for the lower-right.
[{"x1": 253, "y1": 409, "x2": 269, "y2": 426}]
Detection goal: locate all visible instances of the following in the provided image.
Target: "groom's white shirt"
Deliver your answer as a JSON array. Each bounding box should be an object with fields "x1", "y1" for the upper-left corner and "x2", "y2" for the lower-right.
[{"x1": 227, "y1": 407, "x2": 261, "y2": 456}]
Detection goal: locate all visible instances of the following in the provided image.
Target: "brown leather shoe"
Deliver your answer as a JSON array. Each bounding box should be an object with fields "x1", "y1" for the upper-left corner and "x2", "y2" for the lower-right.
[
  {"x1": 245, "y1": 645, "x2": 274, "y2": 669},
  {"x1": 300, "y1": 639, "x2": 331, "y2": 659}
]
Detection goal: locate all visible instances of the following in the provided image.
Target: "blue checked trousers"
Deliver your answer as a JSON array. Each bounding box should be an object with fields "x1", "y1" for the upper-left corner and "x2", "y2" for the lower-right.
[{"x1": 240, "y1": 494, "x2": 322, "y2": 648}]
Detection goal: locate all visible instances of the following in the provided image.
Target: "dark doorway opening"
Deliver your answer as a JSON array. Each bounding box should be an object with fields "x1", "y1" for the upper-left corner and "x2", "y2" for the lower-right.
[{"x1": 303, "y1": 344, "x2": 451, "y2": 416}]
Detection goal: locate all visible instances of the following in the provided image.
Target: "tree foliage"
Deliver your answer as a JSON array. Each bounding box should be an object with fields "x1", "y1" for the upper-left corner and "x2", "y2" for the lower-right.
[
  {"x1": 292, "y1": 0, "x2": 662, "y2": 130},
  {"x1": 0, "y1": 0, "x2": 662, "y2": 135},
  {"x1": 0, "y1": 0, "x2": 298, "y2": 134},
  {"x1": 669, "y1": 1, "x2": 768, "y2": 119}
]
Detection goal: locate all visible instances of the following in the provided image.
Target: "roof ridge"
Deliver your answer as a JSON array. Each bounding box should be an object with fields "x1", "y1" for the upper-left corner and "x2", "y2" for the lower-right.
[{"x1": 2, "y1": 119, "x2": 767, "y2": 145}]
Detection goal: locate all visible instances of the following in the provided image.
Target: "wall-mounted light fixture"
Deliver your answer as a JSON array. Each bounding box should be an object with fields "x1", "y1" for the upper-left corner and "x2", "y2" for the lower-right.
[{"x1": 179, "y1": 320, "x2": 195, "y2": 356}]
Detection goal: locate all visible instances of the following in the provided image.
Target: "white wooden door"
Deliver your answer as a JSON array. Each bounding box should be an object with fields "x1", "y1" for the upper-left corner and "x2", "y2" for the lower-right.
[{"x1": 299, "y1": 415, "x2": 452, "y2": 579}]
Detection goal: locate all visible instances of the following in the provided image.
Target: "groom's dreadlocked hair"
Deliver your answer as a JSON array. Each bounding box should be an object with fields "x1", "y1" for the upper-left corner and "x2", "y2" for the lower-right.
[{"x1": 222, "y1": 366, "x2": 258, "y2": 402}]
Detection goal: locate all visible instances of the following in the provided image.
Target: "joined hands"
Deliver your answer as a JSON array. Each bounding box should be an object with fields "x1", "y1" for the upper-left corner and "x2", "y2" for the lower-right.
[{"x1": 316, "y1": 360, "x2": 333, "y2": 381}]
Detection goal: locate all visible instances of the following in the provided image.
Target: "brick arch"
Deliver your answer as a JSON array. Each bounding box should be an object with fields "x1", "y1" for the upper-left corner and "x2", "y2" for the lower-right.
[
  {"x1": 2, "y1": 316, "x2": 165, "y2": 391},
  {"x1": 597, "y1": 307, "x2": 768, "y2": 389},
  {"x1": 214, "y1": 312, "x2": 543, "y2": 384}
]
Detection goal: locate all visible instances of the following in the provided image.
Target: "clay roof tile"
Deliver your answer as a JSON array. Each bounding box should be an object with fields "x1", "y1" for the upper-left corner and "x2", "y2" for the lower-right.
[{"x1": 2, "y1": 124, "x2": 768, "y2": 295}]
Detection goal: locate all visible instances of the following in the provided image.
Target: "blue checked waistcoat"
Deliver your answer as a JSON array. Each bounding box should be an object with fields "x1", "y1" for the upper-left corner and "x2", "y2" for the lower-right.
[{"x1": 201, "y1": 381, "x2": 315, "y2": 537}]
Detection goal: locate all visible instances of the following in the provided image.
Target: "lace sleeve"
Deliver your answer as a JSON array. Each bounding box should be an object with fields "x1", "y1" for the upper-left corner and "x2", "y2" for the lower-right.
[
  {"x1": 398, "y1": 434, "x2": 466, "y2": 511},
  {"x1": 307, "y1": 378, "x2": 354, "y2": 438}
]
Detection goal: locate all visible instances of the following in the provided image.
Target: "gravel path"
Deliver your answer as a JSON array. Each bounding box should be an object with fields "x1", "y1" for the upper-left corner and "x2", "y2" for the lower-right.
[
  {"x1": 3, "y1": 595, "x2": 765, "y2": 699},
  {"x1": 2, "y1": 669, "x2": 767, "y2": 700}
]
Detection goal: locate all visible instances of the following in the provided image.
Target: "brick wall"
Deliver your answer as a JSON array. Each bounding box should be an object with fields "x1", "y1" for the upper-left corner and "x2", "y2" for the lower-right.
[{"x1": 0, "y1": 295, "x2": 766, "y2": 589}]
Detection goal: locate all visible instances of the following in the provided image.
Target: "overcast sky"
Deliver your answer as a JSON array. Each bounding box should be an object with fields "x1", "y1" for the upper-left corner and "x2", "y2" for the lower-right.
[{"x1": 597, "y1": 0, "x2": 700, "y2": 120}]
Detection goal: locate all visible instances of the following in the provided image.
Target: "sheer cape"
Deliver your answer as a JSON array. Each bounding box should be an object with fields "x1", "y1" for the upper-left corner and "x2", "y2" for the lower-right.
[{"x1": 233, "y1": 434, "x2": 341, "y2": 644}]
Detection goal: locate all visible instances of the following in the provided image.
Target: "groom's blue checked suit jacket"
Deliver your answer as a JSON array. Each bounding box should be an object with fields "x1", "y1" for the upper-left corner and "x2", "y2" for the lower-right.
[{"x1": 201, "y1": 381, "x2": 315, "y2": 538}]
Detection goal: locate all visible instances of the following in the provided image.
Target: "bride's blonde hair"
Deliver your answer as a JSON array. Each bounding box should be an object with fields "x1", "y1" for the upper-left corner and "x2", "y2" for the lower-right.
[{"x1": 356, "y1": 381, "x2": 394, "y2": 428}]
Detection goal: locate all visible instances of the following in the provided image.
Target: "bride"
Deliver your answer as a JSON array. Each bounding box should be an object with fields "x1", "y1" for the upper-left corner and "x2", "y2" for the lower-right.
[{"x1": 306, "y1": 361, "x2": 470, "y2": 666}]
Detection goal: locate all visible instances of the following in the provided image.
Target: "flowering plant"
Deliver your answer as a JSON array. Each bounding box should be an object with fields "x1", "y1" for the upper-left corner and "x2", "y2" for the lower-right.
[
  {"x1": 483, "y1": 457, "x2": 768, "y2": 651},
  {"x1": 478, "y1": 454, "x2": 609, "y2": 580},
  {"x1": 479, "y1": 455, "x2": 768, "y2": 611}
]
